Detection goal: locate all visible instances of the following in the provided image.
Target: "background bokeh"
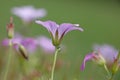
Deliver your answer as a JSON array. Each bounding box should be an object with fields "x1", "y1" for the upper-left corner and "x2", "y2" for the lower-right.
[{"x1": 0, "y1": 0, "x2": 120, "y2": 80}]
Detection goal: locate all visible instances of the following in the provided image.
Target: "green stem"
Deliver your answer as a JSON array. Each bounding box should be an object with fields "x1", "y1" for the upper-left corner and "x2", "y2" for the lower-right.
[
  {"x1": 109, "y1": 73, "x2": 114, "y2": 80},
  {"x1": 3, "y1": 40, "x2": 12, "y2": 80},
  {"x1": 104, "y1": 64, "x2": 111, "y2": 78},
  {"x1": 104, "y1": 64, "x2": 114, "y2": 80},
  {"x1": 50, "y1": 47, "x2": 60, "y2": 80}
]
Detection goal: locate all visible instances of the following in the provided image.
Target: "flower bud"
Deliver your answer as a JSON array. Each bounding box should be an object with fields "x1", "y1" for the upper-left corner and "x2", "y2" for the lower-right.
[
  {"x1": 111, "y1": 53, "x2": 120, "y2": 74},
  {"x1": 111, "y1": 60, "x2": 119, "y2": 74},
  {"x1": 6, "y1": 17, "x2": 14, "y2": 39},
  {"x1": 18, "y1": 44, "x2": 28, "y2": 60}
]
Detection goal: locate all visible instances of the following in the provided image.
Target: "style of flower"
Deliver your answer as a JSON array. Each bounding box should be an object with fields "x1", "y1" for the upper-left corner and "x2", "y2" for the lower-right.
[
  {"x1": 36, "y1": 36, "x2": 55, "y2": 54},
  {"x1": 11, "y1": 6, "x2": 46, "y2": 23},
  {"x1": 81, "y1": 44, "x2": 119, "y2": 71},
  {"x1": 35, "y1": 20, "x2": 84, "y2": 47}
]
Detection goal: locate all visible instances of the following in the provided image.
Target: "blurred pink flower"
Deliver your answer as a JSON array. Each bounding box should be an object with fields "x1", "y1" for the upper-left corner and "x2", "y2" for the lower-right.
[
  {"x1": 2, "y1": 34, "x2": 37, "y2": 53},
  {"x1": 11, "y1": 6, "x2": 46, "y2": 23},
  {"x1": 35, "y1": 20, "x2": 83, "y2": 47},
  {"x1": 36, "y1": 36, "x2": 55, "y2": 54},
  {"x1": 21, "y1": 38, "x2": 38, "y2": 53},
  {"x1": 93, "y1": 44, "x2": 118, "y2": 64},
  {"x1": 81, "y1": 44, "x2": 119, "y2": 70},
  {"x1": 2, "y1": 34, "x2": 23, "y2": 46}
]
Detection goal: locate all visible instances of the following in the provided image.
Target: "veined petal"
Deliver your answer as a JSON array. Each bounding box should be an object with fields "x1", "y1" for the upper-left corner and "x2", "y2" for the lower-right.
[
  {"x1": 59, "y1": 23, "x2": 83, "y2": 40},
  {"x1": 80, "y1": 53, "x2": 95, "y2": 70},
  {"x1": 35, "y1": 20, "x2": 59, "y2": 38}
]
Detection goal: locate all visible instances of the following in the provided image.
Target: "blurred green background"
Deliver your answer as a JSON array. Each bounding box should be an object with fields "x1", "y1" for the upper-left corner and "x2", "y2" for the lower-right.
[{"x1": 0, "y1": 0, "x2": 120, "y2": 80}]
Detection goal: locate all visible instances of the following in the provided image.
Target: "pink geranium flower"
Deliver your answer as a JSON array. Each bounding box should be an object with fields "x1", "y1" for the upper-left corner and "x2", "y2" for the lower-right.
[
  {"x1": 35, "y1": 20, "x2": 83, "y2": 47},
  {"x1": 2, "y1": 34, "x2": 37, "y2": 53},
  {"x1": 11, "y1": 6, "x2": 46, "y2": 23},
  {"x1": 81, "y1": 44, "x2": 119, "y2": 70}
]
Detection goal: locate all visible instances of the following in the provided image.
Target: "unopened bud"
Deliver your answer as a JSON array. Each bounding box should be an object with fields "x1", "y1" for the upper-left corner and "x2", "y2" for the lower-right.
[
  {"x1": 6, "y1": 17, "x2": 14, "y2": 39},
  {"x1": 112, "y1": 60, "x2": 119, "y2": 74},
  {"x1": 112, "y1": 53, "x2": 120, "y2": 74},
  {"x1": 18, "y1": 44, "x2": 28, "y2": 60}
]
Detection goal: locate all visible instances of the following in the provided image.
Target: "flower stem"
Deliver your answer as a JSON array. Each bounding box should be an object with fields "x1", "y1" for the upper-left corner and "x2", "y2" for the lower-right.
[
  {"x1": 104, "y1": 64, "x2": 114, "y2": 80},
  {"x1": 109, "y1": 73, "x2": 114, "y2": 80},
  {"x1": 104, "y1": 64, "x2": 111, "y2": 78},
  {"x1": 3, "y1": 40, "x2": 12, "y2": 80},
  {"x1": 50, "y1": 47, "x2": 60, "y2": 80}
]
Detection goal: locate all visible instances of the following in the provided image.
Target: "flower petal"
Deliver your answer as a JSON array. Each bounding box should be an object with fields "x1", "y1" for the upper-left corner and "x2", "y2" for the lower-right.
[
  {"x1": 35, "y1": 20, "x2": 59, "y2": 38},
  {"x1": 2, "y1": 39, "x2": 9, "y2": 46},
  {"x1": 34, "y1": 9, "x2": 46, "y2": 18},
  {"x1": 59, "y1": 23, "x2": 83, "y2": 40},
  {"x1": 2, "y1": 37, "x2": 22, "y2": 47},
  {"x1": 36, "y1": 36, "x2": 55, "y2": 53},
  {"x1": 11, "y1": 6, "x2": 46, "y2": 22},
  {"x1": 80, "y1": 53, "x2": 95, "y2": 70},
  {"x1": 21, "y1": 38, "x2": 37, "y2": 53},
  {"x1": 93, "y1": 44, "x2": 118, "y2": 64},
  {"x1": 12, "y1": 6, "x2": 35, "y2": 22}
]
